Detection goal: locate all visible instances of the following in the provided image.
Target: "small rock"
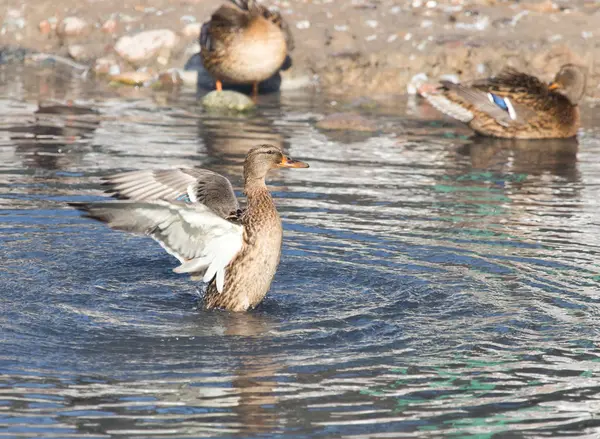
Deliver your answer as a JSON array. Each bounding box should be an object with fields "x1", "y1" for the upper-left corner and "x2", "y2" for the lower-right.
[
  {"x1": 296, "y1": 20, "x2": 310, "y2": 29},
  {"x1": 56, "y1": 16, "x2": 89, "y2": 38},
  {"x1": 110, "y1": 71, "x2": 154, "y2": 86},
  {"x1": 182, "y1": 22, "x2": 202, "y2": 38},
  {"x1": 180, "y1": 15, "x2": 197, "y2": 24},
  {"x1": 201, "y1": 90, "x2": 255, "y2": 112},
  {"x1": 94, "y1": 57, "x2": 121, "y2": 76},
  {"x1": 39, "y1": 20, "x2": 51, "y2": 34},
  {"x1": 68, "y1": 44, "x2": 86, "y2": 61},
  {"x1": 102, "y1": 18, "x2": 118, "y2": 34},
  {"x1": 115, "y1": 29, "x2": 179, "y2": 64},
  {"x1": 522, "y1": 0, "x2": 557, "y2": 13},
  {"x1": 316, "y1": 112, "x2": 378, "y2": 132}
]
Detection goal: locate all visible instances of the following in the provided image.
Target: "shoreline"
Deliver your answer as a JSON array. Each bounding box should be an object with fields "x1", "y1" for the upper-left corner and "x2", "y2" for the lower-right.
[{"x1": 0, "y1": 0, "x2": 598, "y2": 98}]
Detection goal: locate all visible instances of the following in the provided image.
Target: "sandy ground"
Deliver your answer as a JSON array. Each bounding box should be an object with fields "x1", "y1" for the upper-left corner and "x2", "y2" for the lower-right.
[{"x1": 1, "y1": 0, "x2": 600, "y2": 98}]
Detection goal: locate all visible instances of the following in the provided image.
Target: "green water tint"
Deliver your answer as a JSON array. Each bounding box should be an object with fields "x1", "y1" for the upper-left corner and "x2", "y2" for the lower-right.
[
  {"x1": 442, "y1": 406, "x2": 548, "y2": 438},
  {"x1": 441, "y1": 172, "x2": 529, "y2": 184}
]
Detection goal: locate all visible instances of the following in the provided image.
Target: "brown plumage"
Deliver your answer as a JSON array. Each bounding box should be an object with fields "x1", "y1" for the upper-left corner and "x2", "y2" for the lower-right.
[
  {"x1": 423, "y1": 64, "x2": 587, "y2": 139},
  {"x1": 69, "y1": 145, "x2": 309, "y2": 312},
  {"x1": 200, "y1": 0, "x2": 294, "y2": 96}
]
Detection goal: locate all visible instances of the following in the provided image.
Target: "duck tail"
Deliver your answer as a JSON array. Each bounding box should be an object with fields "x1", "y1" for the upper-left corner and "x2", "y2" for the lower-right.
[{"x1": 228, "y1": 0, "x2": 257, "y2": 11}]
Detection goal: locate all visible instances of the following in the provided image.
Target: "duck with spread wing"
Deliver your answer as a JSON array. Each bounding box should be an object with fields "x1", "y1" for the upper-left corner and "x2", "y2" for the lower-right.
[{"x1": 70, "y1": 145, "x2": 309, "y2": 312}]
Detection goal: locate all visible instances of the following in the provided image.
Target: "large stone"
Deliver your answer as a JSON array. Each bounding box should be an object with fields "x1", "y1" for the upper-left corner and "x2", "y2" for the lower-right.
[
  {"x1": 201, "y1": 90, "x2": 255, "y2": 112},
  {"x1": 115, "y1": 29, "x2": 179, "y2": 64}
]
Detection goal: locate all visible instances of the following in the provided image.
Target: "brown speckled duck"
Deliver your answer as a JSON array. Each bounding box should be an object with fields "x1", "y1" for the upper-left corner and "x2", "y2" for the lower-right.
[
  {"x1": 423, "y1": 64, "x2": 587, "y2": 139},
  {"x1": 200, "y1": 0, "x2": 294, "y2": 96},
  {"x1": 70, "y1": 145, "x2": 309, "y2": 312}
]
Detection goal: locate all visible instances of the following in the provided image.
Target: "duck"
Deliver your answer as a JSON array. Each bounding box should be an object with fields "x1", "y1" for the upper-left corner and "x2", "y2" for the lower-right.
[
  {"x1": 422, "y1": 64, "x2": 587, "y2": 139},
  {"x1": 69, "y1": 145, "x2": 309, "y2": 312},
  {"x1": 200, "y1": 0, "x2": 294, "y2": 97}
]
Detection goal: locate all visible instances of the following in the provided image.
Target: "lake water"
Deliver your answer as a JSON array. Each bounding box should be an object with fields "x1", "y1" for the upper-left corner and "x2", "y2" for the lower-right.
[{"x1": 2, "y1": 65, "x2": 600, "y2": 438}]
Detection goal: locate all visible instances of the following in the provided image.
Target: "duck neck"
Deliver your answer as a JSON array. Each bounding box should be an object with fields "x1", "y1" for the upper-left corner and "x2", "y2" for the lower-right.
[{"x1": 244, "y1": 176, "x2": 270, "y2": 202}]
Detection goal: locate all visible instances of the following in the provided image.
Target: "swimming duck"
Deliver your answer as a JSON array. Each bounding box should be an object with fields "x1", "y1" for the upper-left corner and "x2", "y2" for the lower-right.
[
  {"x1": 70, "y1": 145, "x2": 309, "y2": 312},
  {"x1": 200, "y1": 0, "x2": 294, "y2": 96},
  {"x1": 422, "y1": 64, "x2": 587, "y2": 139}
]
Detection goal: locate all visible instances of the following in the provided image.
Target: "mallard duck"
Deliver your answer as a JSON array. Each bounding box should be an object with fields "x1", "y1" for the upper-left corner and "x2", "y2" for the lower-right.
[
  {"x1": 200, "y1": 0, "x2": 294, "y2": 96},
  {"x1": 70, "y1": 145, "x2": 309, "y2": 312},
  {"x1": 422, "y1": 64, "x2": 587, "y2": 139}
]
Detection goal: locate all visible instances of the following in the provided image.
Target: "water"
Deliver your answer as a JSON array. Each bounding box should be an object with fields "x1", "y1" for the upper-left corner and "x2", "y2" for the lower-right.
[{"x1": 1, "y1": 65, "x2": 600, "y2": 438}]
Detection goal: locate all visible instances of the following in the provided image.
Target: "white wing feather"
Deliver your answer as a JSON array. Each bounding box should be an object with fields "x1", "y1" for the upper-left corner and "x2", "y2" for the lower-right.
[
  {"x1": 78, "y1": 200, "x2": 244, "y2": 293},
  {"x1": 423, "y1": 93, "x2": 474, "y2": 123}
]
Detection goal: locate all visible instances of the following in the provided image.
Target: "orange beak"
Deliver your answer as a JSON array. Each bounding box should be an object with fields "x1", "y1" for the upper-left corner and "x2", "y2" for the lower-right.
[
  {"x1": 278, "y1": 155, "x2": 309, "y2": 168},
  {"x1": 548, "y1": 82, "x2": 561, "y2": 90}
]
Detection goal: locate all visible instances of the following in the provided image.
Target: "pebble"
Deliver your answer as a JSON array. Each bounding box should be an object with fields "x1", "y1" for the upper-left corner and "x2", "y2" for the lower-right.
[
  {"x1": 56, "y1": 17, "x2": 89, "y2": 38},
  {"x1": 39, "y1": 20, "x2": 52, "y2": 34},
  {"x1": 94, "y1": 57, "x2": 121, "y2": 76},
  {"x1": 316, "y1": 112, "x2": 378, "y2": 132},
  {"x1": 182, "y1": 22, "x2": 202, "y2": 38},
  {"x1": 115, "y1": 29, "x2": 179, "y2": 64},
  {"x1": 68, "y1": 44, "x2": 86, "y2": 61},
  {"x1": 296, "y1": 20, "x2": 310, "y2": 29},
  {"x1": 102, "y1": 18, "x2": 118, "y2": 34},
  {"x1": 180, "y1": 15, "x2": 197, "y2": 24},
  {"x1": 110, "y1": 71, "x2": 154, "y2": 86},
  {"x1": 201, "y1": 90, "x2": 256, "y2": 112},
  {"x1": 455, "y1": 16, "x2": 489, "y2": 31}
]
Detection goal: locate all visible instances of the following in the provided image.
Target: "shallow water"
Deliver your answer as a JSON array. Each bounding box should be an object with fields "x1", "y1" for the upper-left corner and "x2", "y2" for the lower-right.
[{"x1": 2, "y1": 65, "x2": 600, "y2": 439}]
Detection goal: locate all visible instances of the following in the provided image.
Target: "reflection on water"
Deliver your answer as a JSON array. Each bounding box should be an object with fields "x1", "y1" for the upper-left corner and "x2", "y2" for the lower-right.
[{"x1": 1, "y1": 66, "x2": 600, "y2": 438}]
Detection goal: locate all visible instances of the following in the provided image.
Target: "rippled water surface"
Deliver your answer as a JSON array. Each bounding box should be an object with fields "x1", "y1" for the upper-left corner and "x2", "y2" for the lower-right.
[{"x1": 2, "y1": 65, "x2": 600, "y2": 438}]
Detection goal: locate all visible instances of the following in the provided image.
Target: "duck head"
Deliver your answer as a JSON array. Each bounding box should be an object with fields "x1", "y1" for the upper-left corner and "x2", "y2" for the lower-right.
[
  {"x1": 549, "y1": 64, "x2": 587, "y2": 105},
  {"x1": 244, "y1": 144, "x2": 309, "y2": 183}
]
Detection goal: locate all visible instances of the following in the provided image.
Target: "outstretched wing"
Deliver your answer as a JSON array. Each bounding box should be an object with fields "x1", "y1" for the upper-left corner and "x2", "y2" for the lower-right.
[
  {"x1": 102, "y1": 168, "x2": 240, "y2": 219},
  {"x1": 70, "y1": 200, "x2": 244, "y2": 292}
]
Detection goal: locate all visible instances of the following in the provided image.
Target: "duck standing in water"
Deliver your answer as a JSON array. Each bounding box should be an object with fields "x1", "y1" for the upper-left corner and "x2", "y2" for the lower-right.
[
  {"x1": 70, "y1": 145, "x2": 309, "y2": 312},
  {"x1": 200, "y1": 0, "x2": 294, "y2": 97},
  {"x1": 422, "y1": 64, "x2": 587, "y2": 139}
]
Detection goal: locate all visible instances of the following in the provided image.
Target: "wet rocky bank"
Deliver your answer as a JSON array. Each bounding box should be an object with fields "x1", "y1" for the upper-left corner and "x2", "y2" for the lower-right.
[{"x1": 1, "y1": 0, "x2": 599, "y2": 99}]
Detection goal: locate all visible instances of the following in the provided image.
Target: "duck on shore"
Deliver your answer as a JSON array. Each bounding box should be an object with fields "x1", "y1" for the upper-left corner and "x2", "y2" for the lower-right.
[{"x1": 200, "y1": 0, "x2": 294, "y2": 97}]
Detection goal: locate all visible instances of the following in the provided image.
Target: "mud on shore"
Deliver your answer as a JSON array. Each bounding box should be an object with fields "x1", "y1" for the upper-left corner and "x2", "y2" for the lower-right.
[{"x1": 0, "y1": 0, "x2": 599, "y2": 98}]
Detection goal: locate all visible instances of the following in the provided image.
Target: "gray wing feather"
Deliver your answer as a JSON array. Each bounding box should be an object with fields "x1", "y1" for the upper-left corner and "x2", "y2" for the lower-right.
[
  {"x1": 440, "y1": 81, "x2": 515, "y2": 127},
  {"x1": 103, "y1": 168, "x2": 239, "y2": 219}
]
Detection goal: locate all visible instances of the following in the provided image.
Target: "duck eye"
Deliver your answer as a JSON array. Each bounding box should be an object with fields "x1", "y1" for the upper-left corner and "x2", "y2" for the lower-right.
[{"x1": 267, "y1": 150, "x2": 274, "y2": 154}]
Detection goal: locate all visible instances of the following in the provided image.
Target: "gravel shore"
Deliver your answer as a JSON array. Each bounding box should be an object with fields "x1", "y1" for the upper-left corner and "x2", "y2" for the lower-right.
[{"x1": 0, "y1": 0, "x2": 599, "y2": 98}]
